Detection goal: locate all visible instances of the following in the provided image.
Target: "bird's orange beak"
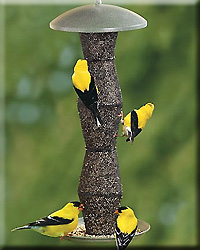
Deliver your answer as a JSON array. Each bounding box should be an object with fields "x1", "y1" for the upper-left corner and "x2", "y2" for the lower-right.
[
  {"x1": 114, "y1": 209, "x2": 119, "y2": 215},
  {"x1": 78, "y1": 204, "x2": 84, "y2": 211}
]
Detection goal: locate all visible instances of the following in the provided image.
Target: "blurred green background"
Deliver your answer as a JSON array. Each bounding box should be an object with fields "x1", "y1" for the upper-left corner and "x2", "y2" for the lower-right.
[{"x1": 4, "y1": 2, "x2": 197, "y2": 248}]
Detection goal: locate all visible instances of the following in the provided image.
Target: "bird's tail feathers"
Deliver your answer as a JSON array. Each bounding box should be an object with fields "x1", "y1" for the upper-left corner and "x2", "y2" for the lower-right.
[
  {"x1": 96, "y1": 117, "x2": 102, "y2": 127},
  {"x1": 11, "y1": 225, "x2": 32, "y2": 232},
  {"x1": 89, "y1": 103, "x2": 103, "y2": 127},
  {"x1": 94, "y1": 107, "x2": 103, "y2": 127},
  {"x1": 95, "y1": 111, "x2": 103, "y2": 127}
]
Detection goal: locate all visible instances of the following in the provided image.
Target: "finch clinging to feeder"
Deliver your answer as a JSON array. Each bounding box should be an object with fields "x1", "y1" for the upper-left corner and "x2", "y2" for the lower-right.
[
  {"x1": 120, "y1": 102, "x2": 154, "y2": 142},
  {"x1": 11, "y1": 201, "x2": 84, "y2": 239},
  {"x1": 72, "y1": 59, "x2": 102, "y2": 127},
  {"x1": 114, "y1": 206, "x2": 138, "y2": 250}
]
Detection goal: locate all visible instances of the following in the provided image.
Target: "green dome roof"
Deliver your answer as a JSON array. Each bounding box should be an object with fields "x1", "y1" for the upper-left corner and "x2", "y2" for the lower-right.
[{"x1": 50, "y1": 3, "x2": 147, "y2": 33}]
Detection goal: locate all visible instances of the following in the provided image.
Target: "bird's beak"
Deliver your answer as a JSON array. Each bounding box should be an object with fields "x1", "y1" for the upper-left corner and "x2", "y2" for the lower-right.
[
  {"x1": 78, "y1": 204, "x2": 84, "y2": 211},
  {"x1": 114, "y1": 210, "x2": 119, "y2": 215}
]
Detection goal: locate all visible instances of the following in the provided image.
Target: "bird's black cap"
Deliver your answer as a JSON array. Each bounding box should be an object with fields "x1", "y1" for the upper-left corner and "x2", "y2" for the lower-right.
[
  {"x1": 117, "y1": 206, "x2": 128, "y2": 213},
  {"x1": 71, "y1": 201, "x2": 81, "y2": 207}
]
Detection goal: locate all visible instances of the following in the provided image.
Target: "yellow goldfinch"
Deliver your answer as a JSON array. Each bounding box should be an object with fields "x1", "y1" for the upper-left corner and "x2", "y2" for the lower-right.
[
  {"x1": 120, "y1": 103, "x2": 154, "y2": 142},
  {"x1": 72, "y1": 59, "x2": 102, "y2": 127},
  {"x1": 11, "y1": 201, "x2": 84, "y2": 239},
  {"x1": 114, "y1": 206, "x2": 138, "y2": 250}
]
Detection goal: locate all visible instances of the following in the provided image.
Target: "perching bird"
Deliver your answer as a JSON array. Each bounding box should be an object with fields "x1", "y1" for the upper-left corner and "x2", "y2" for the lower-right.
[
  {"x1": 11, "y1": 201, "x2": 84, "y2": 239},
  {"x1": 120, "y1": 102, "x2": 154, "y2": 142},
  {"x1": 72, "y1": 59, "x2": 102, "y2": 127},
  {"x1": 114, "y1": 206, "x2": 138, "y2": 250}
]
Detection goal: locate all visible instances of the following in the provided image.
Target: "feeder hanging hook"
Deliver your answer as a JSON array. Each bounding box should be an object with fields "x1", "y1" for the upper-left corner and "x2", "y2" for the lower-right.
[{"x1": 95, "y1": 0, "x2": 102, "y2": 5}]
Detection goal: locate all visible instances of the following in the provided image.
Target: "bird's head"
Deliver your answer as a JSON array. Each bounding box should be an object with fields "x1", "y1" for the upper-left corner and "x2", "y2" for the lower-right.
[
  {"x1": 114, "y1": 206, "x2": 137, "y2": 219},
  {"x1": 114, "y1": 206, "x2": 128, "y2": 215},
  {"x1": 146, "y1": 102, "x2": 154, "y2": 108},
  {"x1": 71, "y1": 201, "x2": 84, "y2": 211},
  {"x1": 145, "y1": 102, "x2": 154, "y2": 117},
  {"x1": 74, "y1": 59, "x2": 88, "y2": 72},
  {"x1": 64, "y1": 201, "x2": 84, "y2": 213},
  {"x1": 146, "y1": 102, "x2": 154, "y2": 111}
]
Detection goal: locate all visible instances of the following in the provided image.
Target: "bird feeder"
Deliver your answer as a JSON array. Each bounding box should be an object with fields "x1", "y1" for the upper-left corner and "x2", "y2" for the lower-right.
[{"x1": 50, "y1": 0, "x2": 150, "y2": 241}]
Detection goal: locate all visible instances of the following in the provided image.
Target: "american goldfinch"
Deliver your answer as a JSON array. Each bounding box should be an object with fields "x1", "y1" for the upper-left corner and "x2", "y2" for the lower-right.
[
  {"x1": 114, "y1": 206, "x2": 138, "y2": 250},
  {"x1": 11, "y1": 201, "x2": 84, "y2": 239},
  {"x1": 120, "y1": 103, "x2": 154, "y2": 142},
  {"x1": 72, "y1": 59, "x2": 102, "y2": 127}
]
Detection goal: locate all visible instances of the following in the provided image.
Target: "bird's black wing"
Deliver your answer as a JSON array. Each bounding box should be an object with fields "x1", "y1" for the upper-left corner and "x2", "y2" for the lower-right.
[
  {"x1": 28, "y1": 216, "x2": 74, "y2": 227},
  {"x1": 89, "y1": 76, "x2": 99, "y2": 103},
  {"x1": 73, "y1": 76, "x2": 98, "y2": 107},
  {"x1": 115, "y1": 224, "x2": 137, "y2": 250},
  {"x1": 131, "y1": 110, "x2": 142, "y2": 140},
  {"x1": 73, "y1": 76, "x2": 102, "y2": 125}
]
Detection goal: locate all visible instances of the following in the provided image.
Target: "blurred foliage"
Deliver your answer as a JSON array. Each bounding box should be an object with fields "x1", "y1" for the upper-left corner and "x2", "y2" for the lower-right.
[{"x1": 4, "y1": 3, "x2": 197, "y2": 247}]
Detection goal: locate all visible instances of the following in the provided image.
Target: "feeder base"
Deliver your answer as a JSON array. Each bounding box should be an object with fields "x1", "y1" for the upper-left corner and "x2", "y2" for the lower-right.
[{"x1": 65, "y1": 217, "x2": 150, "y2": 243}]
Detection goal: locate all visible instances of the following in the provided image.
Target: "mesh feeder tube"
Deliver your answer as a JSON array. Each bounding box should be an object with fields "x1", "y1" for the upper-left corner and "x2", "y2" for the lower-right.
[
  {"x1": 78, "y1": 32, "x2": 122, "y2": 235},
  {"x1": 50, "y1": 1, "x2": 147, "y2": 236}
]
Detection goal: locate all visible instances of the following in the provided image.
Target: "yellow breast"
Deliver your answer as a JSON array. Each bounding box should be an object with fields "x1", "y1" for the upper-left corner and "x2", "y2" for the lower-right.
[
  {"x1": 72, "y1": 71, "x2": 91, "y2": 92},
  {"x1": 123, "y1": 113, "x2": 131, "y2": 129},
  {"x1": 117, "y1": 210, "x2": 137, "y2": 234},
  {"x1": 122, "y1": 112, "x2": 131, "y2": 135}
]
